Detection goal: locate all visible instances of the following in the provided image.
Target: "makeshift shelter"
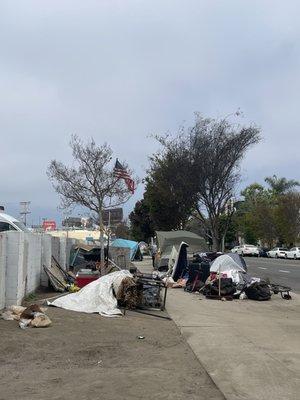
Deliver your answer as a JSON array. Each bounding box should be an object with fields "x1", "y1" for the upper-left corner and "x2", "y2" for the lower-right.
[
  {"x1": 210, "y1": 253, "x2": 247, "y2": 273},
  {"x1": 171, "y1": 242, "x2": 189, "y2": 281},
  {"x1": 210, "y1": 253, "x2": 247, "y2": 286},
  {"x1": 110, "y1": 238, "x2": 142, "y2": 261},
  {"x1": 156, "y1": 230, "x2": 207, "y2": 268},
  {"x1": 44, "y1": 256, "x2": 74, "y2": 292},
  {"x1": 69, "y1": 244, "x2": 108, "y2": 272}
]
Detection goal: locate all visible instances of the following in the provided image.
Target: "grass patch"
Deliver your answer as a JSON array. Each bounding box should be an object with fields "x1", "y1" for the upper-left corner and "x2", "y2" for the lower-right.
[{"x1": 24, "y1": 292, "x2": 37, "y2": 301}]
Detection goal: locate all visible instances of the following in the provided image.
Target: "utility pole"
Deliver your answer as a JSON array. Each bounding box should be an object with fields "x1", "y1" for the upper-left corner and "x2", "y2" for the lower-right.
[{"x1": 20, "y1": 201, "x2": 31, "y2": 226}]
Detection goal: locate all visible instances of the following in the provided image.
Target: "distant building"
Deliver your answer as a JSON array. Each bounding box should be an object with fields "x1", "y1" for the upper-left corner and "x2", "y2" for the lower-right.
[
  {"x1": 49, "y1": 229, "x2": 106, "y2": 242},
  {"x1": 102, "y1": 208, "x2": 123, "y2": 226},
  {"x1": 62, "y1": 217, "x2": 93, "y2": 229},
  {"x1": 42, "y1": 220, "x2": 57, "y2": 231},
  {"x1": 62, "y1": 217, "x2": 82, "y2": 228}
]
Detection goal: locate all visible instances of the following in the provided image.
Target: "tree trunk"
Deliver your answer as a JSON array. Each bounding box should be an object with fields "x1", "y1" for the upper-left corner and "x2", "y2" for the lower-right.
[
  {"x1": 211, "y1": 223, "x2": 221, "y2": 251},
  {"x1": 212, "y1": 235, "x2": 222, "y2": 252},
  {"x1": 98, "y1": 209, "x2": 105, "y2": 274},
  {"x1": 221, "y1": 235, "x2": 225, "y2": 252},
  {"x1": 210, "y1": 217, "x2": 222, "y2": 252}
]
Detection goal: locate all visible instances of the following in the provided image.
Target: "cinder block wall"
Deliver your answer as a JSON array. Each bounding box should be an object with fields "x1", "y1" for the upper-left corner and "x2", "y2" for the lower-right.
[
  {"x1": 51, "y1": 236, "x2": 60, "y2": 265},
  {"x1": 0, "y1": 232, "x2": 77, "y2": 308},
  {"x1": 59, "y1": 237, "x2": 67, "y2": 270},
  {"x1": 26, "y1": 233, "x2": 42, "y2": 294},
  {"x1": 5, "y1": 232, "x2": 27, "y2": 306},
  {"x1": 41, "y1": 234, "x2": 52, "y2": 287}
]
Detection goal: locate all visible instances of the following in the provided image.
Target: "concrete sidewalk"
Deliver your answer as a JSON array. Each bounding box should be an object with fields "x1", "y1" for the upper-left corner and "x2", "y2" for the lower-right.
[
  {"x1": 167, "y1": 289, "x2": 300, "y2": 400},
  {"x1": 135, "y1": 258, "x2": 300, "y2": 400}
]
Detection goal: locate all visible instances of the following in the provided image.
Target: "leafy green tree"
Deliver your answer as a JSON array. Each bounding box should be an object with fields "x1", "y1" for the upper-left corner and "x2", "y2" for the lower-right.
[
  {"x1": 144, "y1": 144, "x2": 197, "y2": 230},
  {"x1": 237, "y1": 183, "x2": 275, "y2": 247},
  {"x1": 253, "y1": 200, "x2": 277, "y2": 247},
  {"x1": 265, "y1": 175, "x2": 299, "y2": 195},
  {"x1": 240, "y1": 183, "x2": 266, "y2": 204},
  {"x1": 237, "y1": 178, "x2": 300, "y2": 247},
  {"x1": 129, "y1": 199, "x2": 154, "y2": 242},
  {"x1": 114, "y1": 221, "x2": 131, "y2": 239},
  {"x1": 275, "y1": 193, "x2": 300, "y2": 245}
]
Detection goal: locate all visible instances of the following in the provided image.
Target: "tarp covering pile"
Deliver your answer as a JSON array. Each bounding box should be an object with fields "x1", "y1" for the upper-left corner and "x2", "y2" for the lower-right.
[
  {"x1": 49, "y1": 270, "x2": 132, "y2": 317},
  {"x1": 210, "y1": 253, "x2": 247, "y2": 286},
  {"x1": 210, "y1": 253, "x2": 247, "y2": 273}
]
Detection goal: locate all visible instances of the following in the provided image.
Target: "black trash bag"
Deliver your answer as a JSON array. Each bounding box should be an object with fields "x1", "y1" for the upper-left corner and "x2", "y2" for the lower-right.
[
  {"x1": 185, "y1": 280, "x2": 205, "y2": 292},
  {"x1": 185, "y1": 261, "x2": 210, "y2": 292},
  {"x1": 204, "y1": 278, "x2": 236, "y2": 297},
  {"x1": 245, "y1": 281, "x2": 271, "y2": 301}
]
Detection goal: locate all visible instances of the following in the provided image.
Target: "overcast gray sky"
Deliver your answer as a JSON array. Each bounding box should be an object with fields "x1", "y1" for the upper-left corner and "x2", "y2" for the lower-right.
[{"x1": 1, "y1": 0, "x2": 299, "y2": 225}]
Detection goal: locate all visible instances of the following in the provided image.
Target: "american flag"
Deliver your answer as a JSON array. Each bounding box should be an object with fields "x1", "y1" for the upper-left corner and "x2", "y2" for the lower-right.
[{"x1": 113, "y1": 159, "x2": 135, "y2": 194}]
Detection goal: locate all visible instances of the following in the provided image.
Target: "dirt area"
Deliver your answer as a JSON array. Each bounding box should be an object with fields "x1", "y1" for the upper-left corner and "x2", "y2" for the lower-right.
[{"x1": 0, "y1": 304, "x2": 224, "y2": 400}]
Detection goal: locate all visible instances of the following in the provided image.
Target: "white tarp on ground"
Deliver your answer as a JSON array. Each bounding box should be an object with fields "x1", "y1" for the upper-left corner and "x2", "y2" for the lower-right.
[{"x1": 49, "y1": 270, "x2": 132, "y2": 317}]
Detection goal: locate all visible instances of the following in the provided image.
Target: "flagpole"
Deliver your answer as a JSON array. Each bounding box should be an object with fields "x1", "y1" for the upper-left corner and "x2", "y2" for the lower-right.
[{"x1": 106, "y1": 196, "x2": 112, "y2": 266}]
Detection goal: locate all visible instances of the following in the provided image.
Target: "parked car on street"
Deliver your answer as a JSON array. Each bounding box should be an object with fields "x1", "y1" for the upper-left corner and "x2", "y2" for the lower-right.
[
  {"x1": 231, "y1": 246, "x2": 240, "y2": 253},
  {"x1": 285, "y1": 247, "x2": 300, "y2": 259},
  {"x1": 231, "y1": 244, "x2": 259, "y2": 256},
  {"x1": 267, "y1": 247, "x2": 288, "y2": 258},
  {"x1": 258, "y1": 247, "x2": 269, "y2": 258},
  {"x1": 0, "y1": 211, "x2": 29, "y2": 232}
]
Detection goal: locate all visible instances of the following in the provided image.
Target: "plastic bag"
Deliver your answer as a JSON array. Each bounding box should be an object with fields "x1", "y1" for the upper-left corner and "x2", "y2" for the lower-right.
[
  {"x1": 30, "y1": 313, "x2": 52, "y2": 328},
  {"x1": 1, "y1": 311, "x2": 15, "y2": 321}
]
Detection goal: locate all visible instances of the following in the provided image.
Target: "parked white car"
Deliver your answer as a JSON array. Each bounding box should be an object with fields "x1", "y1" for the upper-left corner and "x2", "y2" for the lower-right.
[
  {"x1": 285, "y1": 247, "x2": 300, "y2": 260},
  {"x1": 0, "y1": 211, "x2": 29, "y2": 232},
  {"x1": 267, "y1": 247, "x2": 288, "y2": 258},
  {"x1": 231, "y1": 244, "x2": 259, "y2": 256},
  {"x1": 231, "y1": 246, "x2": 240, "y2": 253}
]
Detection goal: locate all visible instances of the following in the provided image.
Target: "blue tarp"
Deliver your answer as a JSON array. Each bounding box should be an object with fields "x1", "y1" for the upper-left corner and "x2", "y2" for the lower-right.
[{"x1": 110, "y1": 238, "x2": 139, "y2": 260}]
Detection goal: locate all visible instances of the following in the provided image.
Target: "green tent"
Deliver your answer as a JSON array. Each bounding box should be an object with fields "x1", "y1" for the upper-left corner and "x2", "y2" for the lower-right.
[{"x1": 156, "y1": 230, "x2": 208, "y2": 267}]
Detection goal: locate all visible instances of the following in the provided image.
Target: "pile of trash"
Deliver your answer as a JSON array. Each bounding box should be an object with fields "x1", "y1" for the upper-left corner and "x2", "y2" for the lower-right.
[
  {"x1": 48, "y1": 270, "x2": 142, "y2": 317},
  {"x1": 1, "y1": 304, "x2": 52, "y2": 329},
  {"x1": 43, "y1": 256, "x2": 79, "y2": 292},
  {"x1": 163, "y1": 251, "x2": 292, "y2": 301},
  {"x1": 48, "y1": 269, "x2": 168, "y2": 316}
]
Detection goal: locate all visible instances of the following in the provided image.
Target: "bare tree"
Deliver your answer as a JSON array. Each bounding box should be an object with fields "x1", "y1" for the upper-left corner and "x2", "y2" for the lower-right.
[
  {"x1": 154, "y1": 115, "x2": 261, "y2": 250},
  {"x1": 190, "y1": 116, "x2": 261, "y2": 250},
  {"x1": 47, "y1": 135, "x2": 135, "y2": 266}
]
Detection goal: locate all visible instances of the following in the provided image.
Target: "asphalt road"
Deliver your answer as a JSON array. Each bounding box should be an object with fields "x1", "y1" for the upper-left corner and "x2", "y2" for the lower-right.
[{"x1": 245, "y1": 256, "x2": 300, "y2": 292}]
